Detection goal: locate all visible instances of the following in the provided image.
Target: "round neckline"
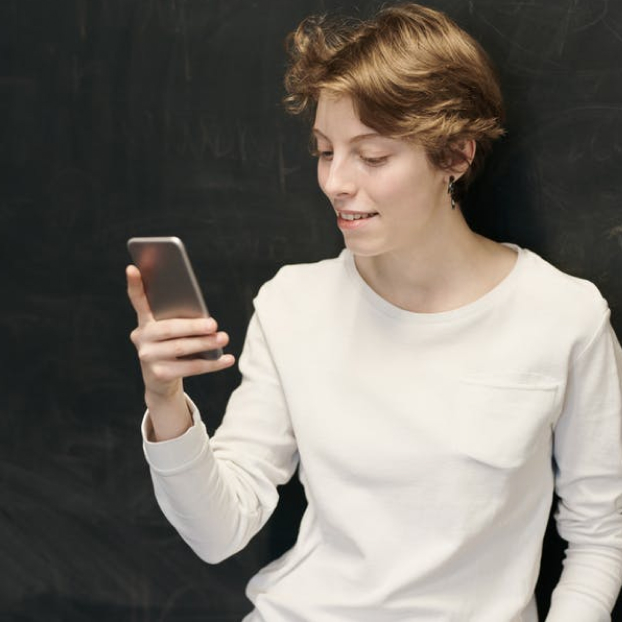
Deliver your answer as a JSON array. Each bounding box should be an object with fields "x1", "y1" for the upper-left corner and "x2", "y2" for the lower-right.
[{"x1": 343, "y1": 243, "x2": 525, "y2": 324}]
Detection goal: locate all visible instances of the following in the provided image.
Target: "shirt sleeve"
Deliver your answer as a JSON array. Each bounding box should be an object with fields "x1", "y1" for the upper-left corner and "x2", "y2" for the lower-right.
[
  {"x1": 546, "y1": 312, "x2": 622, "y2": 621},
  {"x1": 141, "y1": 312, "x2": 299, "y2": 564}
]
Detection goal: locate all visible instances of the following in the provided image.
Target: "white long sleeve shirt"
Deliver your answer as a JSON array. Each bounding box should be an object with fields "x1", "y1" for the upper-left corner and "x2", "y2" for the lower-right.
[{"x1": 142, "y1": 246, "x2": 622, "y2": 621}]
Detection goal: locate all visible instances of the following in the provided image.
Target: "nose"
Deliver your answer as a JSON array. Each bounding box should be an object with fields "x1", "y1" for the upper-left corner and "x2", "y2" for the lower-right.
[{"x1": 320, "y1": 155, "x2": 356, "y2": 199}]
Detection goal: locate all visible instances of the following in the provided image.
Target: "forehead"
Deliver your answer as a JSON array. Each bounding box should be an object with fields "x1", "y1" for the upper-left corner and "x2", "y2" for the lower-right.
[
  {"x1": 313, "y1": 91, "x2": 432, "y2": 166},
  {"x1": 313, "y1": 92, "x2": 378, "y2": 140}
]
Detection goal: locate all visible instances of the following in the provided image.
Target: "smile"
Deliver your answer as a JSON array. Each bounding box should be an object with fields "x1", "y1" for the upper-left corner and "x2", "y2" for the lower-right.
[{"x1": 337, "y1": 211, "x2": 378, "y2": 221}]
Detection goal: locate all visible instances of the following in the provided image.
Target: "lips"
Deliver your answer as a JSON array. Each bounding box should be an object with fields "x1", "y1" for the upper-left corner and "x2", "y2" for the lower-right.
[
  {"x1": 336, "y1": 211, "x2": 378, "y2": 221},
  {"x1": 335, "y1": 210, "x2": 379, "y2": 230}
]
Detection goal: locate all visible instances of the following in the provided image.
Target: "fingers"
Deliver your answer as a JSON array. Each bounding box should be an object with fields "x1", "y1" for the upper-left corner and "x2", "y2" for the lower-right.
[
  {"x1": 135, "y1": 329, "x2": 230, "y2": 363},
  {"x1": 147, "y1": 352, "x2": 236, "y2": 383},
  {"x1": 137, "y1": 316, "x2": 219, "y2": 343},
  {"x1": 126, "y1": 263, "x2": 235, "y2": 389},
  {"x1": 126, "y1": 265, "x2": 154, "y2": 326}
]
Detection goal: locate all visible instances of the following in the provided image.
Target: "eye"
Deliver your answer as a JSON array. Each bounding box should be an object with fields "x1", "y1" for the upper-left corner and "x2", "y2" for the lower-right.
[
  {"x1": 311, "y1": 148, "x2": 333, "y2": 161},
  {"x1": 360, "y1": 155, "x2": 389, "y2": 167}
]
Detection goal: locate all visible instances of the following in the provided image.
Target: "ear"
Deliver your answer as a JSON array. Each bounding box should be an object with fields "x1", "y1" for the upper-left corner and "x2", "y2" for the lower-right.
[{"x1": 449, "y1": 139, "x2": 476, "y2": 181}]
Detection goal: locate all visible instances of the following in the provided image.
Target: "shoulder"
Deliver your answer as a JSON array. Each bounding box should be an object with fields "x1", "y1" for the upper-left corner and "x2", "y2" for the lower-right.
[
  {"x1": 263, "y1": 252, "x2": 345, "y2": 289},
  {"x1": 520, "y1": 247, "x2": 606, "y2": 309},
  {"x1": 254, "y1": 250, "x2": 350, "y2": 315},
  {"x1": 515, "y1": 246, "x2": 610, "y2": 347}
]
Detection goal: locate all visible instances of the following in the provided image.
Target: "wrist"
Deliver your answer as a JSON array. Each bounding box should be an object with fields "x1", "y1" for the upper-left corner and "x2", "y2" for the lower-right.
[
  {"x1": 145, "y1": 388, "x2": 193, "y2": 442},
  {"x1": 144, "y1": 384, "x2": 183, "y2": 409}
]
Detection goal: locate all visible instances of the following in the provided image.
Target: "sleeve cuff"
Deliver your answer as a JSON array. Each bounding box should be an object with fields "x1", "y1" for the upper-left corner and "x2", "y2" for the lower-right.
[
  {"x1": 546, "y1": 592, "x2": 611, "y2": 622},
  {"x1": 141, "y1": 395, "x2": 209, "y2": 474}
]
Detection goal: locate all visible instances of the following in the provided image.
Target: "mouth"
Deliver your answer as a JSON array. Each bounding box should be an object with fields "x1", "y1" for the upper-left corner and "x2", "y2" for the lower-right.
[
  {"x1": 335, "y1": 210, "x2": 379, "y2": 231},
  {"x1": 336, "y1": 211, "x2": 378, "y2": 221}
]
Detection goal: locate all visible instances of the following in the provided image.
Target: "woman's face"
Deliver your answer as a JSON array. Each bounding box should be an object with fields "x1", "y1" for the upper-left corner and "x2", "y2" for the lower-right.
[{"x1": 313, "y1": 92, "x2": 449, "y2": 258}]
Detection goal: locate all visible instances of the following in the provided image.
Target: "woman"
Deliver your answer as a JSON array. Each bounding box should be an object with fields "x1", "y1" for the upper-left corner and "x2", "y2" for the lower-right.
[{"x1": 126, "y1": 4, "x2": 622, "y2": 621}]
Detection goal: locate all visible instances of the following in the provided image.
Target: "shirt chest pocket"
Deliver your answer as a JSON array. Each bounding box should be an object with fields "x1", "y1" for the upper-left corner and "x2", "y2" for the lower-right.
[{"x1": 452, "y1": 376, "x2": 560, "y2": 470}]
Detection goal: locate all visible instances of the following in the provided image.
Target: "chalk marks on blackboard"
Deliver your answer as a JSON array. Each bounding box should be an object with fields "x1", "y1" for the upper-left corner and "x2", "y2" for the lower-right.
[
  {"x1": 534, "y1": 105, "x2": 622, "y2": 168},
  {"x1": 0, "y1": 452, "x2": 250, "y2": 617},
  {"x1": 603, "y1": 13, "x2": 622, "y2": 44},
  {"x1": 525, "y1": 105, "x2": 622, "y2": 298},
  {"x1": 474, "y1": 0, "x2": 610, "y2": 30},
  {"x1": 76, "y1": 0, "x2": 87, "y2": 41},
  {"x1": 144, "y1": 111, "x2": 279, "y2": 163},
  {"x1": 127, "y1": 110, "x2": 308, "y2": 194},
  {"x1": 471, "y1": 0, "x2": 620, "y2": 72},
  {"x1": 606, "y1": 226, "x2": 622, "y2": 253}
]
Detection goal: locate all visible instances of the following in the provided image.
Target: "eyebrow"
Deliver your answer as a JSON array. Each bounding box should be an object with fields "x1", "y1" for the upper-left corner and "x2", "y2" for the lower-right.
[{"x1": 311, "y1": 128, "x2": 383, "y2": 144}]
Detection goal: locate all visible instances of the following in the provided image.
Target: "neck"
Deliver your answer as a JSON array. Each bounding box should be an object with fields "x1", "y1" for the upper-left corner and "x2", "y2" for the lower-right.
[{"x1": 353, "y1": 212, "x2": 513, "y2": 313}]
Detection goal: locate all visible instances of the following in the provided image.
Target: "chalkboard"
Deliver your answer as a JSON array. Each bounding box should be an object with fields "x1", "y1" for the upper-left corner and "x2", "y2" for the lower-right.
[{"x1": 2, "y1": 0, "x2": 621, "y2": 620}]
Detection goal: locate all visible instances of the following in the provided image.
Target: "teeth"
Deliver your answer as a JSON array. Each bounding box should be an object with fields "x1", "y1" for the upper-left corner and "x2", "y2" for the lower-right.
[{"x1": 339, "y1": 212, "x2": 375, "y2": 221}]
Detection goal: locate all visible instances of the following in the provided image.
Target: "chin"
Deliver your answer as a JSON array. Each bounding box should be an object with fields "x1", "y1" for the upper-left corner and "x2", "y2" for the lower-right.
[{"x1": 342, "y1": 238, "x2": 384, "y2": 258}]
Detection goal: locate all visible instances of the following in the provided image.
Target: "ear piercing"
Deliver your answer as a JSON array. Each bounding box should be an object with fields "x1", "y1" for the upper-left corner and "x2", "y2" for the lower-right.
[{"x1": 448, "y1": 176, "x2": 456, "y2": 210}]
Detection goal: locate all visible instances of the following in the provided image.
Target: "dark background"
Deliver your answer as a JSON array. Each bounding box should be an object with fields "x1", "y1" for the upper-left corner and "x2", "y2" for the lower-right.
[{"x1": 2, "y1": 0, "x2": 622, "y2": 620}]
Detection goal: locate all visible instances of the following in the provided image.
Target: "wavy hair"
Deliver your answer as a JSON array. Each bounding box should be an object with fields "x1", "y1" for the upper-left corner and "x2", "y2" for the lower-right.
[{"x1": 284, "y1": 3, "x2": 505, "y2": 199}]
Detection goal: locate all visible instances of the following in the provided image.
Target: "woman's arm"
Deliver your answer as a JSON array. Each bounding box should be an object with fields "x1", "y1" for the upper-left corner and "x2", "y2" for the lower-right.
[
  {"x1": 142, "y1": 312, "x2": 299, "y2": 564},
  {"x1": 547, "y1": 315, "x2": 622, "y2": 621}
]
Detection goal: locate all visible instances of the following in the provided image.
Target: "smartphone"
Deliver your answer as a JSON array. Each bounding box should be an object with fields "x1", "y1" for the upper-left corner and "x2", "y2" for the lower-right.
[{"x1": 127, "y1": 236, "x2": 223, "y2": 360}]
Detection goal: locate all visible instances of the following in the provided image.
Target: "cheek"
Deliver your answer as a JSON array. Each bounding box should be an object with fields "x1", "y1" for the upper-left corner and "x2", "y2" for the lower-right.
[
  {"x1": 371, "y1": 169, "x2": 421, "y2": 208},
  {"x1": 379, "y1": 163, "x2": 438, "y2": 205}
]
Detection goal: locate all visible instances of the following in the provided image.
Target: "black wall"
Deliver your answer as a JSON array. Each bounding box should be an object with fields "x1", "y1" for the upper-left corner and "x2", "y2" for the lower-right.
[{"x1": 2, "y1": 0, "x2": 622, "y2": 620}]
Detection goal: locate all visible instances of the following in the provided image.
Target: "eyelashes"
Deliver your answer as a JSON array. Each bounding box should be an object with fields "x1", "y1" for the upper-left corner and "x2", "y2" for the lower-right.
[
  {"x1": 310, "y1": 148, "x2": 333, "y2": 160},
  {"x1": 360, "y1": 155, "x2": 388, "y2": 166},
  {"x1": 310, "y1": 148, "x2": 389, "y2": 167}
]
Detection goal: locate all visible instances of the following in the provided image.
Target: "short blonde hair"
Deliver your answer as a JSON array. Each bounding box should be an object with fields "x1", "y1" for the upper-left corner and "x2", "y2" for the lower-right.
[{"x1": 284, "y1": 3, "x2": 505, "y2": 198}]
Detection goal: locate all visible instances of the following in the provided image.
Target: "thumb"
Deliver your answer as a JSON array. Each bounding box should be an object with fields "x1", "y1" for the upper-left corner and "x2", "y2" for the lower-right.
[{"x1": 126, "y1": 265, "x2": 154, "y2": 326}]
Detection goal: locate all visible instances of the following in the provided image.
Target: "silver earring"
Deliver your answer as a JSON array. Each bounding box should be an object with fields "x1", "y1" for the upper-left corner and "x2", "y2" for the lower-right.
[{"x1": 448, "y1": 176, "x2": 456, "y2": 209}]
